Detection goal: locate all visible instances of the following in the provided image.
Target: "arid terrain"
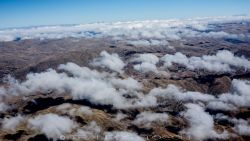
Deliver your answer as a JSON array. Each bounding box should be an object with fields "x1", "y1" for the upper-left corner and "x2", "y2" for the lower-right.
[{"x1": 0, "y1": 18, "x2": 250, "y2": 141}]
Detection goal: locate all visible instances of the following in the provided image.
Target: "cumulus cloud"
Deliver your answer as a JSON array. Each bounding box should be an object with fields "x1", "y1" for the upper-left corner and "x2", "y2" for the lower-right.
[
  {"x1": 232, "y1": 119, "x2": 250, "y2": 136},
  {"x1": 114, "y1": 113, "x2": 128, "y2": 121},
  {"x1": 3, "y1": 62, "x2": 151, "y2": 109},
  {"x1": 104, "y1": 131, "x2": 145, "y2": 141},
  {"x1": 5, "y1": 66, "x2": 126, "y2": 108},
  {"x1": 1, "y1": 115, "x2": 24, "y2": 131},
  {"x1": 161, "y1": 50, "x2": 250, "y2": 72},
  {"x1": 206, "y1": 101, "x2": 237, "y2": 111},
  {"x1": 218, "y1": 79, "x2": 250, "y2": 108},
  {"x1": 132, "y1": 111, "x2": 169, "y2": 128},
  {"x1": 0, "y1": 103, "x2": 10, "y2": 112},
  {"x1": 92, "y1": 51, "x2": 125, "y2": 74},
  {"x1": 149, "y1": 84, "x2": 215, "y2": 103},
  {"x1": 6, "y1": 69, "x2": 68, "y2": 96},
  {"x1": 132, "y1": 54, "x2": 159, "y2": 73},
  {"x1": 215, "y1": 115, "x2": 250, "y2": 137},
  {"x1": 133, "y1": 62, "x2": 158, "y2": 73},
  {"x1": 57, "y1": 104, "x2": 93, "y2": 116},
  {"x1": 78, "y1": 106, "x2": 93, "y2": 116},
  {"x1": 181, "y1": 103, "x2": 228, "y2": 140},
  {"x1": 110, "y1": 77, "x2": 142, "y2": 90},
  {"x1": 56, "y1": 103, "x2": 72, "y2": 111},
  {"x1": 28, "y1": 114, "x2": 76, "y2": 140},
  {"x1": 0, "y1": 87, "x2": 7, "y2": 101},
  {"x1": 133, "y1": 92, "x2": 158, "y2": 108},
  {"x1": 75, "y1": 121, "x2": 101, "y2": 140},
  {"x1": 58, "y1": 62, "x2": 106, "y2": 79},
  {"x1": 4, "y1": 57, "x2": 250, "y2": 112},
  {"x1": 132, "y1": 54, "x2": 159, "y2": 65},
  {"x1": 127, "y1": 39, "x2": 169, "y2": 46}
]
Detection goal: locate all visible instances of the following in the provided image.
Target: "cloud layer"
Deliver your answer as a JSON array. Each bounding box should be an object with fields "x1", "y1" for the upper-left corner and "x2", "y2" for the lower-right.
[{"x1": 0, "y1": 16, "x2": 249, "y2": 43}]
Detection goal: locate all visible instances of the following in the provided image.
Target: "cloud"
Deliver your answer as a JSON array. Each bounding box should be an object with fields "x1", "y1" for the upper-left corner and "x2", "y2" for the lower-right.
[
  {"x1": 110, "y1": 77, "x2": 142, "y2": 90},
  {"x1": 132, "y1": 54, "x2": 159, "y2": 65},
  {"x1": 5, "y1": 66, "x2": 126, "y2": 108},
  {"x1": 133, "y1": 62, "x2": 158, "y2": 73},
  {"x1": 132, "y1": 92, "x2": 158, "y2": 108},
  {"x1": 4, "y1": 57, "x2": 250, "y2": 112},
  {"x1": 0, "y1": 87, "x2": 9, "y2": 112},
  {"x1": 104, "y1": 131, "x2": 145, "y2": 141},
  {"x1": 91, "y1": 51, "x2": 125, "y2": 74},
  {"x1": 1, "y1": 115, "x2": 24, "y2": 131},
  {"x1": 58, "y1": 62, "x2": 106, "y2": 79},
  {"x1": 114, "y1": 113, "x2": 128, "y2": 121},
  {"x1": 181, "y1": 103, "x2": 228, "y2": 140},
  {"x1": 206, "y1": 101, "x2": 237, "y2": 111},
  {"x1": 232, "y1": 119, "x2": 250, "y2": 136},
  {"x1": 56, "y1": 104, "x2": 93, "y2": 116},
  {"x1": 218, "y1": 79, "x2": 250, "y2": 108},
  {"x1": 0, "y1": 87, "x2": 7, "y2": 101},
  {"x1": 161, "y1": 50, "x2": 250, "y2": 72},
  {"x1": 75, "y1": 121, "x2": 101, "y2": 140},
  {"x1": 132, "y1": 111, "x2": 169, "y2": 128},
  {"x1": 148, "y1": 84, "x2": 215, "y2": 103},
  {"x1": 0, "y1": 16, "x2": 249, "y2": 43},
  {"x1": 127, "y1": 39, "x2": 169, "y2": 46},
  {"x1": 6, "y1": 69, "x2": 69, "y2": 96},
  {"x1": 28, "y1": 113, "x2": 76, "y2": 140},
  {"x1": 0, "y1": 103, "x2": 10, "y2": 112},
  {"x1": 4, "y1": 62, "x2": 151, "y2": 109},
  {"x1": 78, "y1": 106, "x2": 93, "y2": 116},
  {"x1": 132, "y1": 53, "x2": 159, "y2": 73}
]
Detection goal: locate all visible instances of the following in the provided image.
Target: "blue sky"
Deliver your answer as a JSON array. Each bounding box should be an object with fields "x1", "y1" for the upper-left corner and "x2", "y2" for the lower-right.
[{"x1": 0, "y1": 0, "x2": 250, "y2": 29}]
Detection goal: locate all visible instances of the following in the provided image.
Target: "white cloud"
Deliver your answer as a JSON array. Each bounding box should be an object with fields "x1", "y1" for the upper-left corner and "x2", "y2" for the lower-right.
[
  {"x1": 75, "y1": 121, "x2": 101, "y2": 140},
  {"x1": 78, "y1": 106, "x2": 93, "y2": 116},
  {"x1": 0, "y1": 103, "x2": 10, "y2": 112},
  {"x1": 127, "y1": 39, "x2": 169, "y2": 46},
  {"x1": 1, "y1": 115, "x2": 24, "y2": 131},
  {"x1": 132, "y1": 111, "x2": 169, "y2": 128},
  {"x1": 56, "y1": 103, "x2": 72, "y2": 111},
  {"x1": 181, "y1": 103, "x2": 228, "y2": 140},
  {"x1": 91, "y1": 51, "x2": 125, "y2": 74},
  {"x1": 28, "y1": 113, "x2": 76, "y2": 140},
  {"x1": 149, "y1": 84, "x2": 215, "y2": 103},
  {"x1": 114, "y1": 113, "x2": 127, "y2": 121},
  {"x1": 206, "y1": 101, "x2": 237, "y2": 111},
  {"x1": 5, "y1": 66, "x2": 127, "y2": 108},
  {"x1": 133, "y1": 92, "x2": 158, "y2": 108},
  {"x1": 132, "y1": 53, "x2": 159, "y2": 73},
  {"x1": 58, "y1": 62, "x2": 106, "y2": 79},
  {"x1": 232, "y1": 119, "x2": 250, "y2": 136},
  {"x1": 161, "y1": 50, "x2": 250, "y2": 72},
  {"x1": 6, "y1": 69, "x2": 68, "y2": 96},
  {"x1": 4, "y1": 62, "x2": 154, "y2": 109},
  {"x1": 132, "y1": 54, "x2": 159, "y2": 65},
  {"x1": 104, "y1": 131, "x2": 145, "y2": 141},
  {"x1": 218, "y1": 79, "x2": 250, "y2": 108},
  {"x1": 110, "y1": 77, "x2": 142, "y2": 90},
  {"x1": 161, "y1": 52, "x2": 189, "y2": 68},
  {"x1": 133, "y1": 62, "x2": 158, "y2": 73},
  {"x1": 0, "y1": 87, "x2": 7, "y2": 101}
]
